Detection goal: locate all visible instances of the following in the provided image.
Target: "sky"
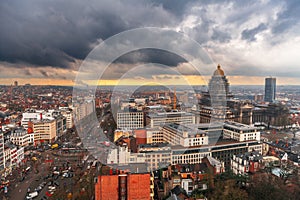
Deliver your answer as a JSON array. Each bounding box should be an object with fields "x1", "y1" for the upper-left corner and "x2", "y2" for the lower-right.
[{"x1": 0, "y1": 0, "x2": 300, "y2": 85}]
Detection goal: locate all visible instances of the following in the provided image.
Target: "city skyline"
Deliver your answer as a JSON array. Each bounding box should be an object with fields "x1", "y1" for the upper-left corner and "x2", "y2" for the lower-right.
[{"x1": 1, "y1": 0, "x2": 300, "y2": 85}]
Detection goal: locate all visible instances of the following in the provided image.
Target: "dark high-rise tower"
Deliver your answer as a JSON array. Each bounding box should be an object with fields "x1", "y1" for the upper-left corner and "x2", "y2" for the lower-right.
[{"x1": 264, "y1": 77, "x2": 276, "y2": 102}]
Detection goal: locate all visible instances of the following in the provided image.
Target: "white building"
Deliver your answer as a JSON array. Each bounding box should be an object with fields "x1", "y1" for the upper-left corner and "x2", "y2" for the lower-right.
[
  {"x1": 146, "y1": 111, "x2": 195, "y2": 128},
  {"x1": 223, "y1": 121, "x2": 260, "y2": 142},
  {"x1": 107, "y1": 146, "x2": 146, "y2": 165},
  {"x1": 10, "y1": 129, "x2": 34, "y2": 147},
  {"x1": 162, "y1": 123, "x2": 209, "y2": 147},
  {"x1": 59, "y1": 108, "x2": 74, "y2": 129},
  {"x1": 22, "y1": 109, "x2": 67, "y2": 138},
  {"x1": 117, "y1": 111, "x2": 144, "y2": 130},
  {"x1": 171, "y1": 145, "x2": 211, "y2": 165},
  {"x1": 21, "y1": 109, "x2": 44, "y2": 129}
]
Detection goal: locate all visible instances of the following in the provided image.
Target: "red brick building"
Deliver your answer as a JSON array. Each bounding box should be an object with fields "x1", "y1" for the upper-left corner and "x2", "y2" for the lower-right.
[{"x1": 95, "y1": 173, "x2": 151, "y2": 200}]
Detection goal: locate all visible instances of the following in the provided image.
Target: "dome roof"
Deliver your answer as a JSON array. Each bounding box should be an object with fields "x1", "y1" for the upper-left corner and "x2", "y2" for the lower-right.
[{"x1": 213, "y1": 64, "x2": 225, "y2": 76}]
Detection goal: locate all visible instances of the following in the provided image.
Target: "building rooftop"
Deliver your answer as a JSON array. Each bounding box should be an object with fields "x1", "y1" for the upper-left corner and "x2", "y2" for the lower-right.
[
  {"x1": 235, "y1": 151, "x2": 262, "y2": 162},
  {"x1": 224, "y1": 121, "x2": 258, "y2": 131},
  {"x1": 148, "y1": 111, "x2": 194, "y2": 118},
  {"x1": 163, "y1": 123, "x2": 207, "y2": 138}
]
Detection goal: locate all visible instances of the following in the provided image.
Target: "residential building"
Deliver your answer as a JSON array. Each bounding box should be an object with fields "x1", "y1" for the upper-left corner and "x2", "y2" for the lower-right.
[
  {"x1": 10, "y1": 129, "x2": 34, "y2": 147},
  {"x1": 211, "y1": 140, "x2": 262, "y2": 168},
  {"x1": 231, "y1": 151, "x2": 262, "y2": 175}
]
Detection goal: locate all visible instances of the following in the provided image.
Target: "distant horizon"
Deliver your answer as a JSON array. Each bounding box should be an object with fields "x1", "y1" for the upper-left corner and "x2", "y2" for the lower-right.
[{"x1": 1, "y1": 84, "x2": 299, "y2": 87}]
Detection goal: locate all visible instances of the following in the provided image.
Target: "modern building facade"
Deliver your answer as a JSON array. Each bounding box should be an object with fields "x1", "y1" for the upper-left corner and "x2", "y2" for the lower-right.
[
  {"x1": 162, "y1": 123, "x2": 209, "y2": 147},
  {"x1": 146, "y1": 111, "x2": 195, "y2": 128},
  {"x1": 117, "y1": 111, "x2": 144, "y2": 130},
  {"x1": 264, "y1": 77, "x2": 276, "y2": 102},
  {"x1": 223, "y1": 121, "x2": 260, "y2": 142}
]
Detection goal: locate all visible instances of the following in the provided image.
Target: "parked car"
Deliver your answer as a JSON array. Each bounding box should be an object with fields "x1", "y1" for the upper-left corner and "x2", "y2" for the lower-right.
[{"x1": 26, "y1": 191, "x2": 38, "y2": 199}]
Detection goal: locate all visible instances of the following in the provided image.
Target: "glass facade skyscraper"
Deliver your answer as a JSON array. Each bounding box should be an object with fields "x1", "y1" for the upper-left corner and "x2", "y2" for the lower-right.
[{"x1": 264, "y1": 77, "x2": 276, "y2": 102}]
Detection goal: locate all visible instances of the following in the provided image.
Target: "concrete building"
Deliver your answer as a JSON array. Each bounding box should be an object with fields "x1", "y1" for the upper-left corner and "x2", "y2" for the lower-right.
[
  {"x1": 107, "y1": 146, "x2": 146, "y2": 165},
  {"x1": 146, "y1": 111, "x2": 195, "y2": 128},
  {"x1": 117, "y1": 111, "x2": 144, "y2": 130},
  {"x1": 162, "y1": 123, "x2": 209, "y2": 147},
  {"x1": 223, "y1": 121, "x2": 260, "y2": 142},
  {"x1": 171, "y1": 145, "x2": 211, "y2": 165},
  {"x1": 73, "y1": 98, "x2": 95, "y2": 122},
  {"x1": 32, "y1": 119, "x2": 57, "y2": 143},
  {"x1": 146, "y1": 128, "x2": 164, "y2": 144},
  {"x1": 21, "y1": 109, "x2": 44, "y2": 129},
  {"x1": 59, "y1": 108, "x2": 74, "y2": 129},
  {"x1": 138, "y1": 143, "x2": 172, "y2": 171},
  {"x1": 22, "y1": 109, "x2": 67, "y2": 138}
]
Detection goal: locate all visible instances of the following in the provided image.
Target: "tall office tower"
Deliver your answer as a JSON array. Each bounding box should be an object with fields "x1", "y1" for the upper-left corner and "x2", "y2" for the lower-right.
[{"x1": 264, "y1": 77, "x2": 276, "y2": 102}]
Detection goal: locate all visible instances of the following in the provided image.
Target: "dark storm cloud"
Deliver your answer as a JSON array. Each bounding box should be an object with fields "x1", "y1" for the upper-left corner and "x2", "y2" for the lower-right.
[
  {"x1": 113, "y1": 49, "x2": 186, "y2": 67},
  {"x1": 0, "y1": 0, "x2": 299, "y2": 80},
  {"x1": 0, "y1": 0, "x2": 178, "y2": 69},
  {"x1": 241, "y1": 23, "x2": 267, "y2": 42}
]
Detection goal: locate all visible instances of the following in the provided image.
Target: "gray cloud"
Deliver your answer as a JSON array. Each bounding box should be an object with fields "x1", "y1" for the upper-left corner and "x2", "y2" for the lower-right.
[
  {"x1": 114, "y1": 49, "x2": 186, "y2": 67},
  {"x1": 272, "y1": 0, "x2": 300, "y2": 34},
  {"x1": 0, "y1": 0, "x2": 300, "y2": 80},
  {"x1": 241, "y1": 23, "x2": 268, "y2": 42},
  {"x1": 0, "y1": 0, "x2": 177, "y2": 68}
]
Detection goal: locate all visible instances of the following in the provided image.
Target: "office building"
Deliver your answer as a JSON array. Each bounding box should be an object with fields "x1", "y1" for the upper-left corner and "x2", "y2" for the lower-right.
[
  {"x1": 223, "y1": 121, "x2": 260, "y2": 142},
  {"x1": 146, "y1": 111, "x2": 195, "y2": 128},
  {"x1": 32, "y1": 119, "x2": 57, "y2": 144},
  {"x1": 264, "y1": 77, "x2": 276, "y2": 102},
  {"x1": 162, "y1": 123, "x2": 209, "y2": 147},
  {"x1": 117, "y1": 111, "x2": 144, "y2": 130}
]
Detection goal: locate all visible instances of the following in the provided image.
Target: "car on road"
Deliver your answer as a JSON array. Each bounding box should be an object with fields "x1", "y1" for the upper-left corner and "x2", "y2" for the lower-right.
[{"x1": 26, "y1": 191, "x2": 38, "y2": 199}]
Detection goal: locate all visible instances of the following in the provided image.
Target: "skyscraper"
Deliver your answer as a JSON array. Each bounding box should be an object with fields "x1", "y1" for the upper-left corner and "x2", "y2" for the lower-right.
[{"x1": 264, "y1": 77, "x2": 276, "y2": 102}]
